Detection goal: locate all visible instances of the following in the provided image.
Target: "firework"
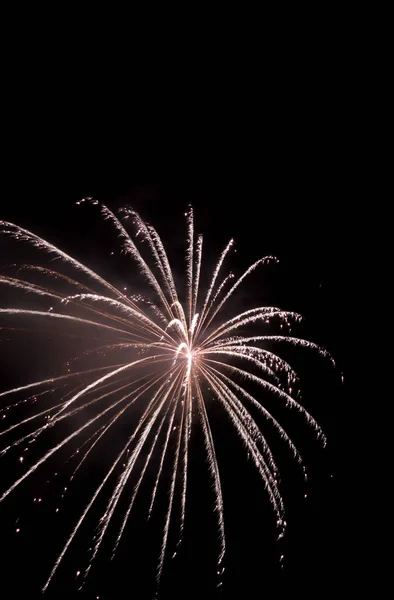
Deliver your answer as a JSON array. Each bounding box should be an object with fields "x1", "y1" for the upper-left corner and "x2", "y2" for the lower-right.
[{"x1": 0, "y1": 201, "x2": 334, "y2": 595}]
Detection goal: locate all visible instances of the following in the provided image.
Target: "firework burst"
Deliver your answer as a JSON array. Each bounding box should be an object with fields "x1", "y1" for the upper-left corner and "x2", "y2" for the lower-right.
[{"x1": 0, "y1": 200, "x2": 334, "y2": 595}]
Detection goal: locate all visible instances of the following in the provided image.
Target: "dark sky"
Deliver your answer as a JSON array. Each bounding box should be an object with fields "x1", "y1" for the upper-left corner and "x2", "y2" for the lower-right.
[{"x1": 0, "y1": 177, "x2": 347, "y2": 600}]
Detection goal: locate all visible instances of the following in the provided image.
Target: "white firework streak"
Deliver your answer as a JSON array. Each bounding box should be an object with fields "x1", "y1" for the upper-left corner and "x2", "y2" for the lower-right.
[
  {"x1": 122, "y1": 207, "x2": 179, "y2": 308},
  {"x1": 185, "y1": 205, "x2": 194, "y2": 327},
  {"x1": 68, "y1": 372, "x2": 171, "y2": 482},
  {"x1": 111, "y1": 392, "x2": 178, "y2": 559},
  {"x1": 147, "y1": 388, "x2": 180, "y2": 520},
  {"x1": 0, "y1": 202, "x2": 335, "y2": 595},
  {"x1": 195, "y1": 378, "x2": 225, "y2": 562},
  {"x1": 201, "y1": 366, "x2": 283, "y2": 515},
  {"x1": 207, "y1": 366, "x2": 305, "y2": 472},
  {"x1": 97, "y1": 202, "x2": 176, "y2": 318},
  {"x1": 44, "y1": 369, "x2": 179, "y2": 592},
  {"x1": 194, "y1": 238, "x2": 233, "y2": 339},
  {"x1": 155, "y1": 384, "x2": 186, "y2": 596},
  {"x1": 82, "y1": 370, "x2": 183, "y2": 584},
  {"x1": 0, "y1": 220, "x2": 134, "y2": 310},
  {"x1": 191, "y1": 234, "x2": 203, "y2": 324},
  {"x1": 177, "y1": 374, "x2": 192, "y2": 547}
]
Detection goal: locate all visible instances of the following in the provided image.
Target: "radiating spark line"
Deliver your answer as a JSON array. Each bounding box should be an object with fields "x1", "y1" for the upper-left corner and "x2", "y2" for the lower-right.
[
  {"x1": 167, "y1": 318, "x2": 188, "y2": 343},
  {"x1": 205, "y1": 358, "x2": 326, "y2": 442},
  {"x1": 201, "y1": 366, "x2": 283, "y2": 519},
  {"x1": 194, "y1": 238, "x2": 233, "y2": 339},
  {"x1": 83, "y1": 370, "x2": 183, "y2": 582},
  {"x1": 208, "y1": 366, "x2": 304, "y2": 469},
  {"x1": 203, "y1": 365, "x2": 281, "y2": 490},
  {"x1": 203, "y1": 306, "x2": 281, "y2": 343},
  {"x1": 195, "y1": 379, "x2": 225, "y2": 563},
  {"x1": 0, "y1": 275, "x2": 63, "y2": 301},
  {"x1": 66, "y1": 371, "x2": 167, "y2": 477},
  {"x1": 186, "y1": 205, "x2": 194, "y2": 327},
  {"x1": 123, "y1": 209, "x2": 178, "y2": 307},
  {"x1": 202, "y1": 309, "x2": 299, "y2": 347},
  {"x1": 203, "y1": 347, "x2": 282, "y2": 387},
  {"x1": 146, "y1": 223, "x2": 179, "y2": 306},
  {"x1": 0, "y1": 221, "x2": 133, "y2": 309},
  {"x1": 0, "y1": 276, "x2": 140, "y2": 336},
  {"x1": 111, "y1": 394, "x2": 177, "y2": 558},
  {"x1": 177, "y1": 379, "x2": 192, "y2": 546},
  {"x1": 49, "y1": 354, "x2": 173, "y2": 422},
  {"x1": 97, "y1": 203, "x2": 176, "y2": 318},
  {"x1": 1, "y1": 383, "x2": 150, "y2": 503},
  {"x1": 61, "y1": 293, "x2": 176, "y2": 345},
  {"x1": 65, "y1": 374, "x2": 172, "y2": 472},
  {"x1": 0, "y1": 271, "x2": 136, "y2": 336},
  {"x1": 0, "y1": 308, "x2": 140, "y2": 338},
  {"x1": 202, "y1": 365, "x2": 278, "y2": 475},
  {"x1": 1, "y1": 374, "x2": 163, "y2": 456},
  {"x1": 15, "y1": 264, "x2": 95, "y2": 293},
  {"x1": 0, "y1": 387, "x2": 80, "y2": 443},
  {"x1": 191, "y1": 234, "x2": 203, "y2": 323},
  {"x1": 170, "y1": 301, "x2": 188, "y2": 333},
  {"x1": 208, "y1": 338, "x2": 300, "y2": 386},
  {"x1": 0, "y1": 363, "x2": 138, "y2": 402},
  {"x1": 204, "y1": 272, "x2": 233, "y2": 320},
  {"x1": 189, "y1": 312, "x2": 199, "y2": 338},
  {"x1": 202, "y1": 257, "x2": 279, "y2": 332},
  {"x1": 155, "y1": 387, "x2": 186, "y2": 596},
  {"x1": 224, "y1": 335, "x2": 336, "y2": 366},
  {"x1": 147, "y1": 388, "x2": 180, "y2": 519},
  {"x1": 43, "y1": 370, "x2": 181, "y2": 591},
  {"x1": 42, "y1": 422, "x2": 142, "y2": 592},
  {"x1": 0, "y1": 388, "x2": 54, "y2": 417}
]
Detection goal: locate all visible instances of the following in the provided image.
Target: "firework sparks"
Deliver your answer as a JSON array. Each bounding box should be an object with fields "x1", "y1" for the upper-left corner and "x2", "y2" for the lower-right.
[{"x1": 0, "y1": 201, "x2": 335, "y2": 595}]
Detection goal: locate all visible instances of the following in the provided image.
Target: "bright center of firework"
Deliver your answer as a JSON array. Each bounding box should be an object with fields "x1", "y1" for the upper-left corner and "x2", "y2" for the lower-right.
[
  {"x1": 185, "y1": 345, "x2": 199, "y2": 380},
  {"x1": 186, "y1": 347, "x2": 193, "y2": 374},
  {"x1": 174, "y1": 341, "x2": 198, "y2": 380},
  {"x1": 183, "y1": 343, "x2": 195, "y2": 364}
]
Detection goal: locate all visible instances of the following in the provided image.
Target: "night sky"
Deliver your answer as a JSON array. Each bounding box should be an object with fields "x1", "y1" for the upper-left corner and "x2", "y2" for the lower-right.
[{"x1": 0, "y1": 179, "x2": 346, "y2": 599}]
